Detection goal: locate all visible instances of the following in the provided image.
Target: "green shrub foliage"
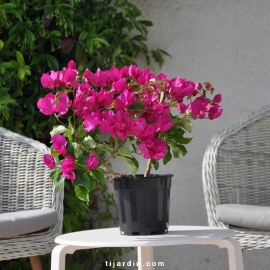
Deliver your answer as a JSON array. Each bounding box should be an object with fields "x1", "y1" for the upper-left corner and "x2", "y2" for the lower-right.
[{"x1": 0, "y1": 0, "x2": 168, "y2": 268}]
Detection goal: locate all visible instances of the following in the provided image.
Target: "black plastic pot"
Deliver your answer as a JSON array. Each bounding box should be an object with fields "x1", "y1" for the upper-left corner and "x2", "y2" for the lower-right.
[{"x1": 114, "y1": 174, "x2": 172, "y2": 235}]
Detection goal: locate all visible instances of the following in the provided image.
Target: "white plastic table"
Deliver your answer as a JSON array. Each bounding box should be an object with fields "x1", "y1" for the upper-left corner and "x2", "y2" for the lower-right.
[{"x1": 51, "y1": 226, "x2": 244, "y2": 270}]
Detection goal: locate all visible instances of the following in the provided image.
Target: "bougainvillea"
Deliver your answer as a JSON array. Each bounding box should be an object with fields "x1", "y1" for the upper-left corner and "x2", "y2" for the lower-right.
[{"x1": 38, "y1": 60, "x2": 223, "y2": 202}]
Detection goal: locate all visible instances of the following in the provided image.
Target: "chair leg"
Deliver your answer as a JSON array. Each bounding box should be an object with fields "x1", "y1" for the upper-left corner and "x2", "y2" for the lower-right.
[
  {"x1": 29, "y1": 256, "x2": 43, "y2": 270},
  {"x1": 227, "y1": 249, "x2": 243, "y2": 270}
]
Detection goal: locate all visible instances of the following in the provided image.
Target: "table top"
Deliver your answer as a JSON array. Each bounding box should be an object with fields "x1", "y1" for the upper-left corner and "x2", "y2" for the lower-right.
[{"x1": 55, "y1": 226, "x2": 235, "y2": 247}]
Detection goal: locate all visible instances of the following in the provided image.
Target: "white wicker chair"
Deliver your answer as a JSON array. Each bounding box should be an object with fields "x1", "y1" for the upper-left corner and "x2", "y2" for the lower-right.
[
  {"x1": 0, "y1": 127, "x2": 64, "y2": 269},
  {"x1": 202, "y1": 105, "x2": 270, "y2": 250}
]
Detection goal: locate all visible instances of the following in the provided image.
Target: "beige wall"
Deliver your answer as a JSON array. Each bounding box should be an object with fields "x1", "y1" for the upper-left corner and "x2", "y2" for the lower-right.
[{"x1": 119, "y1": 0, "x2": 270, "y2": 269}]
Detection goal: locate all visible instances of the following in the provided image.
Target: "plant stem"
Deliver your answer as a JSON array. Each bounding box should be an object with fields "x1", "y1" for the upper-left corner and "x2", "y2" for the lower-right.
[
  {"x1": 55, "y1": 114, "x2": 68, "y2": 128},
  {"x1": 144, "y1": 159, "x2": 152, "y2": 177}
]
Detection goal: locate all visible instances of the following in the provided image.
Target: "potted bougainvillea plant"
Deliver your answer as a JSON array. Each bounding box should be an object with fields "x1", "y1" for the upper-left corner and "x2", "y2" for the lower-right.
[{"x1": 37, "y1": 60, "x2": 222, "y2": 235}]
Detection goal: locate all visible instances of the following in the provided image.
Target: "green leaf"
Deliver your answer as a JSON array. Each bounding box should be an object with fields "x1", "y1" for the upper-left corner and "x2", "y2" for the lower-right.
[
  {"x1": 152, "y1": 50, "x2": 164, "y2": 68},
  {"x1": 163, "y1": 149, "x2": 172, "y2": 165},
  {"x1": 79, "y1": 31, "x2": 88, "y2": 42},
  {"x1": 25, "y1": 66, "x2": 31, "y2": 76},
  {"x1": 113, "y1": 47, "x2": 122, "y2": 57},
  {"x1": 58, "y1": 3, "x2": 74, "y2": 9},
  {"x1": 120, "y1": 156, "x2": 138, "y2": 177},
  {"x1": 86, "y1": 40, "x2": 94, "y2": 54},
  {"x1": 131, "y1": 143, "x2": 138, "y2": 153},
  {"x1": 176, "y1": 136, "x2": 192, "y2": 145},
  {"x1": 74, "y1": 147, "x2": 83, "y2": 158},
  {"x1": 171, "y1": 149, "x2": 179, "y2": 159},
  {"x1": 168, "y1": 141, "x2": 188, "y2": 158},
  {"x1": 168, "y1": 102, "x2": 178, "y2": 107},
  {"x1": 0, "y1": 3, "x2": 17, "y2": 8},
  {"x1": 157, "y1": 49, "x2": 171, "y2": 57},
  {"x1": 50, "y1": 146, "x2": 59, "y2": 158},
  {"x1": 95, "y1": 212, "x2": 112, "y2": 222},
  {"x1": 138, "y1": 20, "x2": 153, "y2": 26},
  {"x1": 24, "y1": 29, "x2": 35, "y2": 48},
  {"x1": 128, "y1": 101, "x2": 144, "y2": 110},
  {"x1": 64, "y1": 126, "x2": 74, "y2": 140},
  {"x1": 83, "y1": 136, "x2": 97, "y2": 148},
  {"x1": 127, "y1": 2, "x2": 142, "y2": 17},
  {"x1": 90, "y1": 37, "x2": 109, "y2": 46},
  {"x1": 30, "y1": 54, "x2": 43, "y2": 65},
  {"x1": 181, "y1": 118, "x2": 193, "y2": 132},
  {"x1": 96, "y1": 142, "x2": 113, "y2": 154},
  {"x1": 16, "y1": 51, "x2": 25, "y2": 66},
  {"x1": 9, "y1": 9, "x2": 22, "y2": 23},
  {"x1": 76, "y1": 124, "x2": 87, "y2": 137},
  {"x1": 114, "y1": 0, "x2": 125, "y2": 6},
  {"x1": 119, "y1": 54, "x2": 135, "y2": 63},
  {"x1": 60, "y1": 4, "x2": 74, "y2": 17},
  {"x1": 65, "y1": 16, "x2": 74, "y2": 34},
  {"x1": 132, "y1": 35, "x2": 147, "y2": 41},
  {"x1": 50, "y1": 125, "x2": 67, "y2": 137},
  {"x1": 70, "y1": 0, "x2": 75, "y2": 8},
  {"x1": 87, "y1": 27, "x2": 97, "y2": 39},
  {"x1": 0, "y1": 62, "x2": 14, "y2": 69},
  {"x1": 85, "y1": 60, "x2": 94, "y2": 69},
  {"x1": 130, "y1": 17, "x2": 140, "y2": 30},
  {"x1": 50, "y1": 168, "x2": 61, "y2": 180},
  {"x1": 177, "y1": 144, "x2": 188, "y2": 156},
  {"x1": 77, "y1": 153, "x2": 88, "y2": 165},
  {"x1": 100, "y1": 28, "x2": 116, "y2": 35},
  {"x1": 168, "y1": 131, "x2": 192, "y2": 145},
  {"x1": 117, "y1": 147, "x2": 133, "y2": 158},
  {"x1": 74, "y1": 185, "x2": 89, "y2": 202},
  {"x1": 51, "y1": 168, "x2": 65, "y2": 192},
  {"x1": 46, "y1": 55, "x2": 59, "y2": 70},
  {"x1": 0, "y1": 97, "x2": 17, "y2": 105},
  {"x1": 151, "y1": 159, "x2": 159, "y2": 170},
  {"x1": 0, "y1": 40, "x2": 4, "y2": 50},
  {"x1": 74, "y1": 171, "x2": 95, "y2": 190},
  {"x1": 51, "y1": 30, "x2": 62, "y2": 37},
  {"x1": 92, "y1": 170, "x2": 105, "y2": 185},
  {"x1": 67, "y1": 142, "x2": 77, "y2": 156},
  {"x1": 9, "y1": 60, "x2": 19, "y2": 69},
  {"x1": 18, "y1": 67, "x2": 26, "y2": 80}
]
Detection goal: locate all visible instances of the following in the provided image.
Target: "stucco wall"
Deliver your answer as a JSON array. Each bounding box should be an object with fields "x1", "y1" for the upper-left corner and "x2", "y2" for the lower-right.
[{"x1": 117, "y1": 0, "x2": 270, "y2": 269}]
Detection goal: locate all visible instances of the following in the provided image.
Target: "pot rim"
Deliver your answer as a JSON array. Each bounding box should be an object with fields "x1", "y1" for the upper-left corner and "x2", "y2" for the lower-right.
[{"x1": 113, "y1": 174, "x2": 174, "y2": 180}]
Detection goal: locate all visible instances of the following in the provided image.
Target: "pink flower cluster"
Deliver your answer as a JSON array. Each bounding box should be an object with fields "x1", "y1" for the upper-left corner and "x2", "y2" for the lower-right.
[
  {"x1": 38, "y1": 61, "x2": 222, "y2": 181},
  {"x1": 43, "y1": 134, "x2": 99, "y2": 181}
]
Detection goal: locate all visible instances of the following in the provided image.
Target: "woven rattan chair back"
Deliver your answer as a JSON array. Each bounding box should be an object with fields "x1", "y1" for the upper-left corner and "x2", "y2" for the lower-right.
[
  {"x1": 0, "y1": 127, "x2": 64, "y2": 266},
  {"x1": 202, "y1": 105, "x2": 270, "y2": 250}
]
